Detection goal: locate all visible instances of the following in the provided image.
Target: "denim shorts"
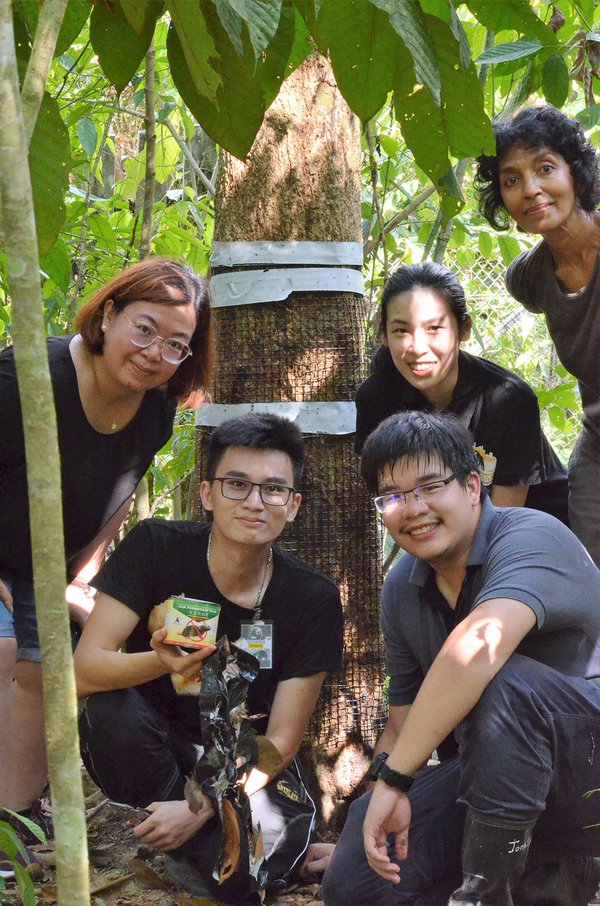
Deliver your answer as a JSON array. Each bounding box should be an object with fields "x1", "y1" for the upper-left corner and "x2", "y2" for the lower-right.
[{"x1": 0, "y1": 574, "x2": 41, "y2": 662}]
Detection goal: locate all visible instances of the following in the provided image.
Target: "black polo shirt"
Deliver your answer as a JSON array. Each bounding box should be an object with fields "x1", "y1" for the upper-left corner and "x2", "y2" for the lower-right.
[{"x1": 355, "y1": 349, "x2": 568, "y2": 523}]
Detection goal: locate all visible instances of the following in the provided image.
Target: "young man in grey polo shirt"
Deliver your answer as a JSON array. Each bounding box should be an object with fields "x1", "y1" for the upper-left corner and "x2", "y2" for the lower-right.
[{"x1": 322, "y1": 410, "x2": 600, "y2": 906}]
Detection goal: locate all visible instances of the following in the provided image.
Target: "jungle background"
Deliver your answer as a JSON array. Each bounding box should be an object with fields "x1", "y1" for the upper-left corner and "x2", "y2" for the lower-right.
[{"x1": 0, "y1": 0, "x2": 599, "y2": 903}]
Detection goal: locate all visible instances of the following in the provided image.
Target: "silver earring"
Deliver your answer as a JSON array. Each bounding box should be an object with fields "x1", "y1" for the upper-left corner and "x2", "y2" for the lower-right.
[{"x1": 101, "y1": 324, "x2": 107, "y2": 331}]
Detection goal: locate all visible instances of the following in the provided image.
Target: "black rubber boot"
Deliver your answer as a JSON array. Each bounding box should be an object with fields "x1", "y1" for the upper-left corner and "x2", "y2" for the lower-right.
[{"x1": 448, "y1": 809, "x2": 535, "y2": 906}]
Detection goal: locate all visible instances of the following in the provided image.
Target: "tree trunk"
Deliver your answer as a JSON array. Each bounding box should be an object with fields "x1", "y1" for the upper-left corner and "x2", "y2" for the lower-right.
[
  {"x1": 197, "y1": 55, "x2": 384, "y2": 826},
  {"x1": 0, "y1": 1, "x2": 90, "y2": 902}
]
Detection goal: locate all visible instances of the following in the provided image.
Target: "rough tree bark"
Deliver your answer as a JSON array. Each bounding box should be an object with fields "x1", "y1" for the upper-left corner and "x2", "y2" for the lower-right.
[
  {"x1": 0, "y1": 1, "x2": 90, "y2": 903},
  {"x1": 197, "y1": 55, "x2": 384, "y2": 826}
]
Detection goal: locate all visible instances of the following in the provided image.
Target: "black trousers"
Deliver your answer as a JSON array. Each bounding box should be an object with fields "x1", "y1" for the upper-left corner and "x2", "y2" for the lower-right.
[{"x1": 79, "y1": 688, "x2": 314, "y2": 902}]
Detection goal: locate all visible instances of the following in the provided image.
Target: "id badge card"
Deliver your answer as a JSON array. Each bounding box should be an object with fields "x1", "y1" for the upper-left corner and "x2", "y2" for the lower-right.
[{"x1": 239, "y1": 620, "x2": 274, "y2": 669}]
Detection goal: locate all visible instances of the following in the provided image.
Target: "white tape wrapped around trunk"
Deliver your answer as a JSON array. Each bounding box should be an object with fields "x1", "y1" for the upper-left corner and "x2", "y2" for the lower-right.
[
  {"x1": 211, "y1": 240, "x2": 363, "y2": 266},
  {"x1": 196, "y1": 401, "x2": 357, "y2": 435},
  {"x1": 210, "y1": 267, "x2": 364, "y2": 308}
]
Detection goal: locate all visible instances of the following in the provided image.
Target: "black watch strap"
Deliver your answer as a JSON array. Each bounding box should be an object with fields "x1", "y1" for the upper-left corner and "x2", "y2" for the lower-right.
[
  {"x1": 368, "y1": 753, "x2": 414, "y2": 792},
  {"x1": 367, "y1": 752, "x2": 389, "y2": 782}
]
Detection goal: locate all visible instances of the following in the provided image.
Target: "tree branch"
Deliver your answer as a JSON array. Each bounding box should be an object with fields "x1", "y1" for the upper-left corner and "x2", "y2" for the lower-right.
[
  {"x1": 149, "y1": 469, "x2": 194, "y2": 517},
  {"x1": 365, "y1": 122, "x2": 389, "y2": 279},
  {"x1": 163, "y1": 118, "x2": 216, "y2": 197},
  {"x1": 21, "y1": 0, "x2": 69, "y2": 146},
  {"x1": 140, "y1": 38, "x2": 156, "y2": 259},
  {"x1": 363, "y1": 184, "x2": 436, "y2": 257},
  {"x1": 0, "y1": 2, "x2": 90, "y2": 902}
]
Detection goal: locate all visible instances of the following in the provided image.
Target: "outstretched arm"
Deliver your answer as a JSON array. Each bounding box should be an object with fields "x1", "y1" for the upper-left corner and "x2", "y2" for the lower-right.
[{"x1": 244, "y1": 672, "x2": 326, "y2": 796}]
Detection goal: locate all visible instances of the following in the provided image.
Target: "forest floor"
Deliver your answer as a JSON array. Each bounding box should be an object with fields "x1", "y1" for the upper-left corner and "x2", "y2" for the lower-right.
[{"x1": 2, "y1": 777, "x2": 326, "y2": 906}]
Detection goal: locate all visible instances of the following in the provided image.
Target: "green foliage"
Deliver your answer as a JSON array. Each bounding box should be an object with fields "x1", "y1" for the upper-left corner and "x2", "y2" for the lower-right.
[
  {"x1": 0, "y1": 812, "x2": 46, "y2": 906},
  {"x1": 90, "y1": 2, "x2": 153, "y2": 93},
  {"x1": 542, "y1": 53, "x2": 570, "y2": 107},
  {"x1": 29, "y1": 94, "x2": 72, "y2": 256},
  {"x1": 2, "y1": 0, "x2": 595, "y2": 516},
  {"x1": 215, "y1": 0, "x2": 284, "y2": 60},
  {"x1": 315, "y1": 0, "x2": 399, "y2": 123},
  {"x1": 167, "y1": 0, "x2": 221, "y2": 104}
]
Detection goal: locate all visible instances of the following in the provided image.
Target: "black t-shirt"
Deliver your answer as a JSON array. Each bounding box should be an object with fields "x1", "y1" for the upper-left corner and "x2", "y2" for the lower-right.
[
  {"x1": 0, "y1": 336, "x2": 176, "y2": 579},
  {"x1": 92, "y1": 519, "x2": 344, "y2": 742},
  {"x1": 355, "y1": 349, "x2": 568, "y2": 523}
]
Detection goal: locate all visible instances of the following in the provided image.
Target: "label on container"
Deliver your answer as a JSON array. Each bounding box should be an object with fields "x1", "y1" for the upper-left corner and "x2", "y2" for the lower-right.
[{"x1": 163, "y1": 597, "x2": 221, "y2": 649}]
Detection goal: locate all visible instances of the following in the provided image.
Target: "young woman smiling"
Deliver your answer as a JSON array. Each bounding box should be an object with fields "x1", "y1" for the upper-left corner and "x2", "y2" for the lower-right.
[
  {"x1": 355, "y1": 262, "x2": 568, "y2": 520},
  {"x1": 0, "y1": 258, "x2": 213, "y2": 862},
  {"x1": 476, "y1": 105, "x2": 600, "y2": 566}
]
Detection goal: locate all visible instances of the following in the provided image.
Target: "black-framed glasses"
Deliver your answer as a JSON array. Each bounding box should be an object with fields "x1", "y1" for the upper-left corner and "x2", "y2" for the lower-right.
[
  {"x1": 213, "y1": 477, "x2": 296, "y2": 506},
  {"x1": 374, "y1": 473, "x2": 462, "y2": 514},
  {"x1": 122, "y1": 311, "x2": 192, "y2": 364}
]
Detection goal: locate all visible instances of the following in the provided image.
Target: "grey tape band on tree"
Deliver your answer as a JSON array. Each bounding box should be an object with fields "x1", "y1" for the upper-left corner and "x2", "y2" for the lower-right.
[
  {"x1": 211, "y1": 240, "x2": 363, "y2": 266},
  {"x1": 210, "y1": 267, "x2": 364, "y2": 307},
  {"x1": 196, "y1": 401, "x2": 357, "y2": 435}
]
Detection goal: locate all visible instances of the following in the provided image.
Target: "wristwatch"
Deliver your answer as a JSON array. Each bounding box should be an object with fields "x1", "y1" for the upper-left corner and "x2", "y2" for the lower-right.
[{"x1": 367, "y1": 752, "x2": 414, "y2": 792}]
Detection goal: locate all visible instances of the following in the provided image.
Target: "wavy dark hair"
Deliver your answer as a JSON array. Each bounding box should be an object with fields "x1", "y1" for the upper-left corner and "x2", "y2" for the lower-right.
[
  {"x1": 475, "y1": 105, "x2": 600, "y2": 230},
  {"x1": 372, "y1": 262, "x2": 471, "y2": 377},
  {"x1": 77, "y1": 258, "x2": 214, "y2": 403}
]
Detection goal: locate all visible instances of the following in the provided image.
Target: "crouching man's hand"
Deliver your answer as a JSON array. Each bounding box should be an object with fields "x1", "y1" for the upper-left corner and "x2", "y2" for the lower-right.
[
  {"x1": 299, "y1": 842, "x2": 336, "y2": 879},
  {"x1": 134, "y1": 797, "x2": 216, "y2": 851},
  {"x1": 150, "y1": 626, "x2": 215, "y2": 681}
]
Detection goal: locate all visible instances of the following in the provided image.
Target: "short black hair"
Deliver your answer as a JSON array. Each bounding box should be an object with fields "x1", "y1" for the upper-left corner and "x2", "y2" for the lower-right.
[
  {"x1": 475, "y1": 105, "x2": 600, "y2": 230},
  {"x1": 360, "y1": 410, "x2": 483, "y2": 498},
  {"x1": 206, "y1": 413, "x2": 305, "y2": 488},
  {"x1": 372, "y1": 262, "x2": 470, "y2": 377}
]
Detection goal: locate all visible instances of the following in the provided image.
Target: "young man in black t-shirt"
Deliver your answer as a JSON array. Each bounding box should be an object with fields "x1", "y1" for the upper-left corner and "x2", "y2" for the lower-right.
[{"x1": 74, "y1": 413, "x2": 343, "y2": 901}]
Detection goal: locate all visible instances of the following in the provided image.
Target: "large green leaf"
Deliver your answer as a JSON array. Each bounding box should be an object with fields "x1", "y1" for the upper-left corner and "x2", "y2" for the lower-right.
[
  {"x1": 259, "y1": 3, "x2": 301, "y2": 108},
  {"x1": 477, "y1": 39, "x2": 542, "y2": 65},
  {"x1": 213, "y1": 0, "x2": 245, "y2": 55},
  {"x1": 428, "y1": 16, "x2": 492, "y2": 160},
  {"x1": 118, "y1": 0, "x2": 163, "y2": 36},
  {"x1": 167, "y1": 0, "x2": 221, "y2": 103},
  {"x1": 77, "y1": 116, "x2": 98, "y2": 157},
  {"x1": 12, "y1": 3, "x2": 33, "y2": 82},
  {"x1": 316, "y1": 0, "x2": 400, "y2": 122},
  {"x1": 40, "y1": 240, "x2": 72, "y2": 292},
  {"x1": 29, "y1": 94, "x2": 71, "y2": 255},
  {"x1": 395, "y1": 84, "x2": 463, "y2": 217},
  {"x1": 393, "y1": 13, "x2": 492, "y2": 216},
  {"x1": 90, "y1": 1, "x2": 155, "y2": 93},
  {"x1": 167, "y1": 3, "x2": 265, "y2": 159},
  {"x1": 370, "y1": 0, "x2": 441, "y2": 104},
  {"x1": 55, "y1": 0, "x2": 91, "y2": 56},
  {"x1": 542, "y1": 53, "x2": 569, "y2": 108},
  {"x1": 576, "y1": 105, "x2": 600, "y2": 129},
  {"x1": 217, "y1": 0, "x2": 283, "y2": 60},
  {"x1": 463, "y1": 0, "x2": 557, "y2": 45}
]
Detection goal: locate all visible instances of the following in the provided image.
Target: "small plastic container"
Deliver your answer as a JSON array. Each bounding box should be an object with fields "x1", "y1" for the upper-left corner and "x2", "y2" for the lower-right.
[{"x1": 163, "y1": 596, "x2": 221, "y2": 649}]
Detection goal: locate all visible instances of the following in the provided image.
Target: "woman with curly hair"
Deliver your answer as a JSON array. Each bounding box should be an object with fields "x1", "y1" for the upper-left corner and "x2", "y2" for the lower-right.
[{"x1": 476, "y1": 104, "x2": 600, "y2": 566}]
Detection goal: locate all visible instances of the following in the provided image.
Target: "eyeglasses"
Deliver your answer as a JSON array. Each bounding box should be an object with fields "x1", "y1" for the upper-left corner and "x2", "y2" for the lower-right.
[
  {"x1": 213, "y1": 477, "x2": 296, "y2": 506},
  {"x1": 122, "y1": 311, "x2": 192, "y2": 364},
  {"x1": 374, "y1": 473, "x2": 462, "y2": 514}
]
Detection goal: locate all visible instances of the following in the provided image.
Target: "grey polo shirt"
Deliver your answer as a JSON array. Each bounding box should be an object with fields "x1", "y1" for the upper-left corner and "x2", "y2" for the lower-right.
[{"x1": 382, "y1": 498, "x2": 600, "y2": 708}]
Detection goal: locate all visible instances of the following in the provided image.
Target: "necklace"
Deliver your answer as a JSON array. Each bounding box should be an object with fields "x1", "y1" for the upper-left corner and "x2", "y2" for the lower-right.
[{"x1": 207, "y1": 532, "x2": 273, "y2": 621}]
